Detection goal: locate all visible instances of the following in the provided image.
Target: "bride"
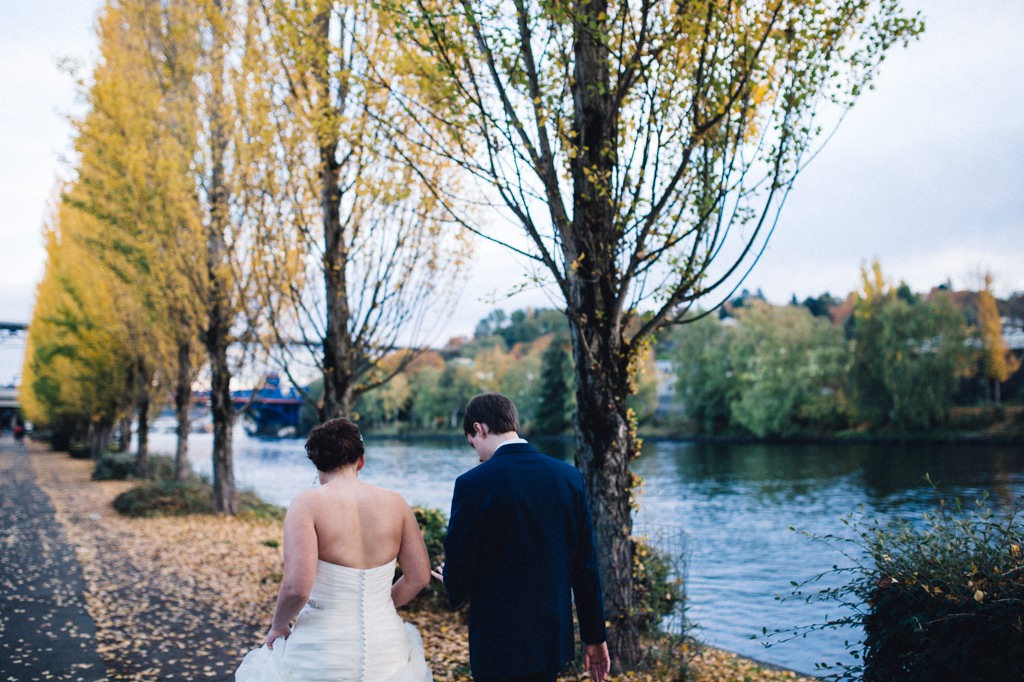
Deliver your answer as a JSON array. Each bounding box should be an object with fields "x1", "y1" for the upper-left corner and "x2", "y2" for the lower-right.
[{"x1": 236, "y1": 418, "x2": 433, "y2": 681}]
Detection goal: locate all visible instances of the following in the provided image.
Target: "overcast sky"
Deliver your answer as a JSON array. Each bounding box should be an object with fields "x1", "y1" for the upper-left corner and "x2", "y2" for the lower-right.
[{"x1": 2, "y1": 1, "x2": 1022, "y2": 383}]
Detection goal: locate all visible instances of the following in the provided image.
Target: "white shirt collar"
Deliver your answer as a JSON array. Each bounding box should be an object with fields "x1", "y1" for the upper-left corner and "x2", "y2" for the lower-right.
[{"x1": 493, "y1": 437, "x2": 528, "y2": 454}]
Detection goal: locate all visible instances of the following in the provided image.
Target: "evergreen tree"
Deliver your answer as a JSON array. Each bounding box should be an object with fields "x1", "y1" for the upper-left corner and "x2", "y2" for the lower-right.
[{"x1": 534, "y1": 340, "x2": 573, "y2": 435}]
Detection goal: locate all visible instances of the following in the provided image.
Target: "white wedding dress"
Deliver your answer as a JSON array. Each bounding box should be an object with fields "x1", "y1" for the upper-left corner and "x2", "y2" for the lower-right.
[{"x1": 235, "y1": 559, "x2": 432, "y2": 681}]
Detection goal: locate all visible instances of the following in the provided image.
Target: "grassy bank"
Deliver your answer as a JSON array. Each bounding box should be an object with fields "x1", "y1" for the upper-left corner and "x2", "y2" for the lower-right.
[{"x1": 28, "y1": 442, "x2": 815, "y2": 681}]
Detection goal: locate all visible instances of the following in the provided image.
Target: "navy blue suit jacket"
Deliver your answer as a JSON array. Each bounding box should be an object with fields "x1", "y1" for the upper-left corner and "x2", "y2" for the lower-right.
[{"x1": 443, "y1": 442, "x2": 607, "y2": 679}]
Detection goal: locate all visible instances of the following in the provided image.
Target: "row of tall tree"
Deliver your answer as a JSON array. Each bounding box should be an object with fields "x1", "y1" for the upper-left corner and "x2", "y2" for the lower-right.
[
  {"x1": 23, "y1": 0, "x2": 923, "y2": 666},
  {"x1": 23, "y1": 0, "x2": 469, "y2": 514},
  {"x1": 350, "y1": 265, "x2": 1020, "y2": 439}
]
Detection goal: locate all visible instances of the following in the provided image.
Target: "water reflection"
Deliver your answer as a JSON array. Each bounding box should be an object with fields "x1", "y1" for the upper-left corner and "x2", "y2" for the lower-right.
[
  {"x1": 631, "y1": 439, "x2": 1024, "y2": 674},
  {"x1": 650, "y1": 440, "x2": 1024, "y2": 511},
  {"x1": 147, "y1": 428, "x2": 1024, "y2": 676}
]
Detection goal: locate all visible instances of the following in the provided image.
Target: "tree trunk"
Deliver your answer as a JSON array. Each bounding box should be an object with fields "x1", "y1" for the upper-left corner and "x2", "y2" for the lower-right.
[
  {"x1": 87, "y1": 421, "x2": 113, "y2": 460},
  {"x1": 174, "y1": 339, "x2": 192, "y2": 481},
  {"x1": 209, "y1": 328, "x2": 236, "y2": 513},
  {"x1": 566, "y1": 0, "x2": 642, "y2": 669},
  {"x1": 319, "y1": 189, "x2": 357, "y2": 420},
  {"x1": 134, "y1": 388, "x2": 150, "y2": 478},
  {"x1": 115, "y1": 417, "x2": 132, "y2": 452},
  {"x1": 321, "y1": 170, "x2": 356, "y2": 419},
  {"x1": 314, "y1": 6, "x2": 355, "y2": 422},
  {"x1": 569, "y1": 316, "x2": 642, "y2": 670},
  {"x1": 205, "y1": 0, "x2": 236, "y2": 514}
]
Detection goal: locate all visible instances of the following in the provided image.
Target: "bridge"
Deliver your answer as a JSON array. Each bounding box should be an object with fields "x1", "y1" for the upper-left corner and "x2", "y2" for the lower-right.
[
  {"x1": 0, "y1": 323, "x2": 27, "y2": 427},
  {"x1": 194, "y1": 373, "x2": 306, "y2": 437},
  {"x1": 0, "y1": 385, "x2": 19, "y2": 428},
  {"x1": 0, "y1": 324, "x2": 307, "y2": 437},
  {"x1": 1, "y1": 319, "x2": 305, "y2": 437}
]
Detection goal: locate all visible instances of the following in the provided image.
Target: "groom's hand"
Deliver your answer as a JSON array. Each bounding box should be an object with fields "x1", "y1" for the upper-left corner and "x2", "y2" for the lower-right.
[
  {"x1": 430, "y1": 561, "x2": 445, "y2": 582},
  {"x1": 584, "y1": 641, "x2": 610, "y2": 682}
]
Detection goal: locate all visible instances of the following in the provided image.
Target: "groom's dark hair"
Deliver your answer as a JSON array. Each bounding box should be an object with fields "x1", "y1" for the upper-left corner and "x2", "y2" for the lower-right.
[
  {"x1": 463, "y1": 393, "x2": 520, "y2": 436},
  {"x1": 306, "y1": 417, "x2": 364, "y2": 471}
]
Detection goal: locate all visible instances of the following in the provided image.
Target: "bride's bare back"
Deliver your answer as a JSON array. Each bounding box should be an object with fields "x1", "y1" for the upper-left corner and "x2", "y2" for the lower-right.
[
  {"x1": 306, "y1": 477, "x2": 408, "y2": 569},
  {"x1": 277, "y1": 465, "x2": 430, "y2": 615}
]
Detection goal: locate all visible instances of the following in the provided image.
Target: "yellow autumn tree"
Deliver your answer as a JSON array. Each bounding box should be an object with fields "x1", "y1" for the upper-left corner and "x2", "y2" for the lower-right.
[
  {"x1": 22, "y1": 202, "x2": 138, "y2": 456},
  {"x1": 251, "y1": 0, "x2": 472, "y2": 419},
  {"x1": 382, "y1": 0, "x2": 925, "y2": 665},
  {"x1": 23, "y1": 0, "x2": 191, "y2": 455},
  {"x1": 187, "y1": 0, "x2": 288, "y2": 513},
  {"x1": 34, "y1": 0, "x2": 276, "y2": 511},
  {"x1": 58, "y1": 0, "x2": 208, "y2": 474},
  {"x1": 978, "y1": 273, "x2": 1021, "y2": 405}
]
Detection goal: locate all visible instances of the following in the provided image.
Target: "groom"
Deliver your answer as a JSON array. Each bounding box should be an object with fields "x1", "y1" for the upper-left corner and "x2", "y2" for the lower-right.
[{"x1": 441, "y1": 393, "x2": 611, "y2": 682}]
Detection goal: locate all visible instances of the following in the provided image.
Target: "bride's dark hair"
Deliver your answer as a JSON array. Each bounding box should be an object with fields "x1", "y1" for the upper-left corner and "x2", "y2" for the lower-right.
[{"x1": 305, "y1": 418, "x2": 365, "y2": 472}]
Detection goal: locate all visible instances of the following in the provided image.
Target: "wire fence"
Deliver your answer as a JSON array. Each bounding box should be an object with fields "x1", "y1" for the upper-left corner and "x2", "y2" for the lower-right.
[{"x1": 634, "y1": 522, "x2": 689, "y2": 638}]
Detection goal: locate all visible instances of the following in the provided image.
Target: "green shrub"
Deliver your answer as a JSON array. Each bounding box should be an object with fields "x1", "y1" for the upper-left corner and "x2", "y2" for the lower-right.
[
  {"x1": 610, "y1": 531, "x2": 690, "y2": 678},
  {"x1": 404, "y1": 506, "x2": 448, "y2": 607},
  {"x1": 143, "y1": 453, "x2": 183, "y2": 482},
  {"x1": 93, "y1": 453, "x2": 184, "y2": 482},
  {"x1": 112, "y1": 480, "x2": 285, "y2": 520},
  {"x1": 68, "y1": 441, "x2": 91, "y2": 459},
  {"x1": 861, "y1": 500, "x2": 1024, "y2": 681},
  {"x1": 413, "y1": 506, "x2": 447, "y2": 561},
  {"x1": 46, "y1": 428, "x2": 73, "y2": 452},
  {"x1": 113, "y1": 480, "x2": 214, "y2": 517},
  {"x1": 947, "y1": 406, "x2": 1002, "y2": 431},
  {"x1": 775, "y1": 488, "x2": 1024, "y2": 680},
  {"x1": 237, "y1": 491, "x2": 286, "y2": 522},
  {"x1": 92, "y1": 452, "x2": 136, "y2": 480}
]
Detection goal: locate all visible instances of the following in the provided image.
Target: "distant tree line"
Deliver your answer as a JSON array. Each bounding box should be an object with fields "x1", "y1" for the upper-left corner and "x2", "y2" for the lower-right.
[
  {"x1": 669, "y1": 263, "x2": 1022, "y2": 436},
  {"x1": 336, "y1": 306, "x2": 660, "y2": 436},
  {"x1": 338, "y1": 262, "x2": 1021, "y2": 439}
]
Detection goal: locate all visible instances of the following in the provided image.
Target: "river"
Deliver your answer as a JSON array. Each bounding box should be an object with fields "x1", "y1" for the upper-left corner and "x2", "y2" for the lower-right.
[{"x1": 147, "y1": 427, "x2": 1024, "y2": 676}]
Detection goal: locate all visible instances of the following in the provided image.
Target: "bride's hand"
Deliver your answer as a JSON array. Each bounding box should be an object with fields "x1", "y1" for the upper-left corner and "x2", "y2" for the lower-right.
[{"x1": 265, "y1": 625, "x2": 291, "y2": 649}]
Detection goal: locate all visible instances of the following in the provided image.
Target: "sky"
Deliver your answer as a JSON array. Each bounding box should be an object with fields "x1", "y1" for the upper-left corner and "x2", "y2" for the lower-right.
[{"x1": 2, "y1": 0, "x2": 1023, "y2": 384}]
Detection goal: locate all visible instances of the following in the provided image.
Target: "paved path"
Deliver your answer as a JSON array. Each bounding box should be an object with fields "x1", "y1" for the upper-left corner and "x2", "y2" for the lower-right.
[{"x1": 0, "y1": 436, "x2": 108, "y2": 681}]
